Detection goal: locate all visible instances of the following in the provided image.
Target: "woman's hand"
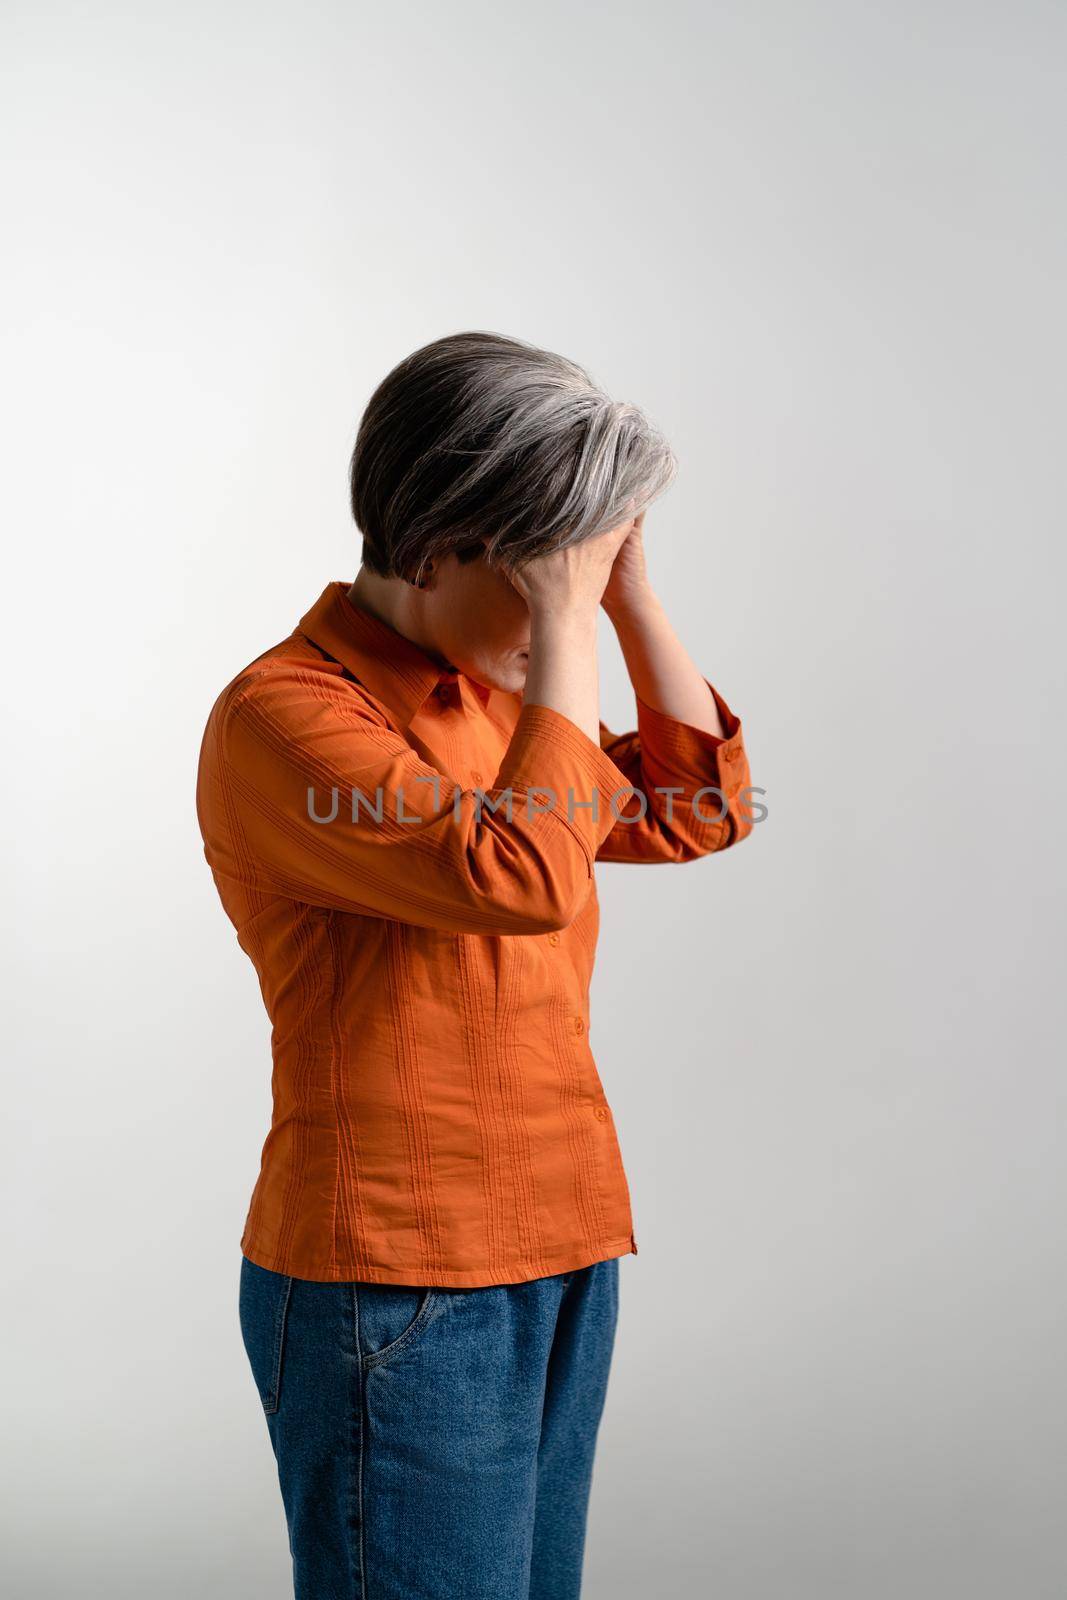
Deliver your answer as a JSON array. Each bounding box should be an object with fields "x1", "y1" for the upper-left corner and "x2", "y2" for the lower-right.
[
  {"x1": 507, "y1": 513, "x2": 637, "y2": 744},
  {"x1": 600, "y1": 509, "x2": 654, "y2": 621},
  {"x1": 509, "y1": 514, "x2": 636, "y2": 621}
]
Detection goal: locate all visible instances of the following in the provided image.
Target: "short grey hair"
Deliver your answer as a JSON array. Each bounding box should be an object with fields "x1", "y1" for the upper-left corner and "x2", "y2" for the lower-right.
[{"x1": 350, "y1": 330, "x2": 677, "y2": 585}]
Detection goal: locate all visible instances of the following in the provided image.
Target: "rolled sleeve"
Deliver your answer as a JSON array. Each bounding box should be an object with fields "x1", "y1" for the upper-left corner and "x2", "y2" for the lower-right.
[
  {"x1": 205, "y1": 668, "x2": 636, "y2": 935},
  {"x1": 596, "y1": 679, "x2": 756, "y2": 863},
  {"x1": 494, "y1": 701, "x2": 636, "y2": 868}
]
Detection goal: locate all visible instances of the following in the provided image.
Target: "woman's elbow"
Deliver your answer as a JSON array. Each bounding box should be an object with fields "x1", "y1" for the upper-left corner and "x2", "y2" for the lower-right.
[{"x1": 468, "y1": 847, "x2": 593, "y2": 934}]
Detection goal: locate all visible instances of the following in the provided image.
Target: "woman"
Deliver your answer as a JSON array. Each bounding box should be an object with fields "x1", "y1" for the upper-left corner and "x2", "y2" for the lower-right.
[{"x1": 196, "y1": 330, "x2": 755, "y2": 1598}]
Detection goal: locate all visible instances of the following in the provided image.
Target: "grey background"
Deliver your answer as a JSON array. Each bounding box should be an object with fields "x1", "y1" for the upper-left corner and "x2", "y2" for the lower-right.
[{"x1": 3, "y1": 2, "x2": 1064, "y2": 1596}]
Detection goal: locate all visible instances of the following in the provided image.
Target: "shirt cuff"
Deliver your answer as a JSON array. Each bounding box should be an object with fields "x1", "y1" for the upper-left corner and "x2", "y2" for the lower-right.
[
  {"x1": 633, "y1": 680, "x2": 748, "y2": 798},
  {"x1": 495, "y1": 701, "x2": 635, "y2": 864}
]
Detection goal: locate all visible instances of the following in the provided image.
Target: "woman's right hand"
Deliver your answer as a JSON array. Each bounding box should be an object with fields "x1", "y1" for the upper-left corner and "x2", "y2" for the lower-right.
[{"x1": 508, "y1": 512, "x2": 637, "y2": 619}]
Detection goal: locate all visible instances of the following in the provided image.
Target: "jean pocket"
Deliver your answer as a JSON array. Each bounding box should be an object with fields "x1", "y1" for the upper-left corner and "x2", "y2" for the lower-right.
[
  {"x1": 238, "y1": 1255, "x2": 293, "y2": 1415},
  {"x1": 356, "y1": 1283, "x2": 445, "y2": 1371}
]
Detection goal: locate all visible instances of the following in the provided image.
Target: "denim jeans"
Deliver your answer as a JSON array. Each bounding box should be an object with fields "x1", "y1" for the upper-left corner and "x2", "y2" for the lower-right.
[{"x1": 238, "y1": 1253, "x2": 620, "y2": 1599}]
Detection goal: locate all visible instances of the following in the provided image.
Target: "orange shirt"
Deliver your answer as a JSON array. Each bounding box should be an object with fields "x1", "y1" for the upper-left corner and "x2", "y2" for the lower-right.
[{"x1": 196, "y1": 581, "x2": 754, "y2": 1286}]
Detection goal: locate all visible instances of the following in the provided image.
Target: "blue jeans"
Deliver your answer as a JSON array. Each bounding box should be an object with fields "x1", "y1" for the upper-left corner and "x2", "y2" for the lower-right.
[{"x1": 238, "y1": 1253, "x2": 620, "y2": 1599}]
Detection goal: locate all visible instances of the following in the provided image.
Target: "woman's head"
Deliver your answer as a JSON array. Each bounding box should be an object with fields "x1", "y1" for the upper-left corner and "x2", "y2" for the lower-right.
[
  {"x1": 347, "y1": 331, "x2": 675, "y2": 693},
  {"x1": 350, "y1": 330, "x2": 676, "y2": 586}
]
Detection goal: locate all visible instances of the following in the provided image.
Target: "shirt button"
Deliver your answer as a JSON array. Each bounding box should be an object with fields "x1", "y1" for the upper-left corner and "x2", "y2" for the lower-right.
[
  {"x1": 594, "y1": 1106, "x2": 608, "y2": 1121},
  {"x1": 471, "y1": 771, "x2": 483, "y2": 784},
  {"x1": 573, "y1": 1017, "x2": 585, "y2": 1035}
]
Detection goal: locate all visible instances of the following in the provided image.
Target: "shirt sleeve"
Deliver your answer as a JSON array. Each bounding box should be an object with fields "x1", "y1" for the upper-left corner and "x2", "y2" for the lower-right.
[
  {"x1": 197, "y1": 663, "x2": 635, "y2": 935},
  {"x1": 594, "y1": 680, "x2": 756, "y2": 863}
]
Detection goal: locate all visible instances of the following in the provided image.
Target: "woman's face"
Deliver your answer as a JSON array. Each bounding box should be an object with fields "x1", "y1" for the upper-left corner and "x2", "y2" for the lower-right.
[{"x1": 423, "y1": 548, "x2": 532, "y2": 696}]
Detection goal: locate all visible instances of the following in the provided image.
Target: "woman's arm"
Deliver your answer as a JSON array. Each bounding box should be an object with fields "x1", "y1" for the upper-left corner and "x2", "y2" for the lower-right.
[
  {"x1": 600, "y1": 510, "x2": 726, "y2": 735},
  {"x1": 593, "y1": 510, "x2": 755, "y2": 864}
]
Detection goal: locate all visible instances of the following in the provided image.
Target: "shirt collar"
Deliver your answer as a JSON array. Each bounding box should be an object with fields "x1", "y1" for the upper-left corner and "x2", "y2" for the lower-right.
[{"x1": 297, "y1": 581, "x2": 492, "y2": 728}]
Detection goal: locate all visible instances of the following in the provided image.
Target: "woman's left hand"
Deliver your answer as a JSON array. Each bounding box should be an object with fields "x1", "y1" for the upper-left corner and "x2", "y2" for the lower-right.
[{"x1": 600, "y1": 508, "x2": 653, "y2": 619}]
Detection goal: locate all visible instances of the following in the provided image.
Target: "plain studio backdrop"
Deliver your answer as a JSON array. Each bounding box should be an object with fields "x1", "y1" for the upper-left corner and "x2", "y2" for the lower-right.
[{"x1": 3, "y1": 2, "x2": 1064, "y2": 1596}]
